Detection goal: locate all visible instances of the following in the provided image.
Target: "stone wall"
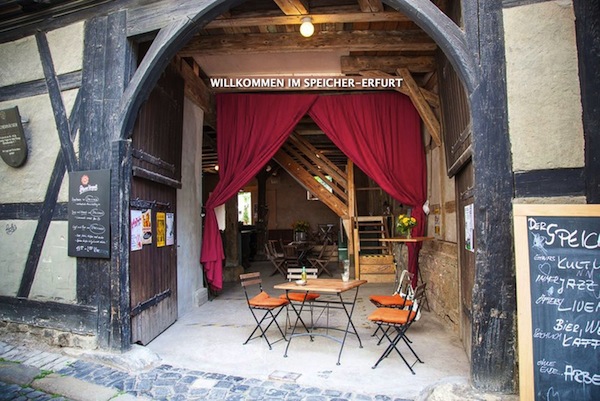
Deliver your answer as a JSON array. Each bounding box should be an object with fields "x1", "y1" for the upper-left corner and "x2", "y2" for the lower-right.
[{"x1": 0, "y1": 321, "x2": 96, "y2": 350}]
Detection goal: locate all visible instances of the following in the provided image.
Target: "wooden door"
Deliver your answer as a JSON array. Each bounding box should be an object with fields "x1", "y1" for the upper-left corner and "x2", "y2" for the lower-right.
[
  {"x1": 456, "y1": 161, "x2": 475, "y2": 358},
  {"x1": 130, "y1": 64, "x2": 183, "y2": 345}
]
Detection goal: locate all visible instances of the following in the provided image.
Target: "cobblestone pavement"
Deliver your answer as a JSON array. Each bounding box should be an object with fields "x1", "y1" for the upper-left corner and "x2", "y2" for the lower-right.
[{"x1": 0, "y1": 340, "x2": 412, "y2": 401}]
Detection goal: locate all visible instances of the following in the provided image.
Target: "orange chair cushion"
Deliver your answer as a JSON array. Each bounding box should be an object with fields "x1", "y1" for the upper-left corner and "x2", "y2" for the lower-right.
[
  {"x1": 369, "y1": 294, "x2": 413, "y2": 308},
  {"x1": 279, "y1": 292, "x2": 320, "y2": 302},
  {"x1": 368, "y1": 307, "x2": 416, "y2": 325},
  {"x1": 249, "y1": 291, "x2": 289, "y2": 308}
]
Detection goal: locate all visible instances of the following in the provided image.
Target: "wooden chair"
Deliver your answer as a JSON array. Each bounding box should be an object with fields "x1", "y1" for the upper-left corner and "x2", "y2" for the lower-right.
[
  {"x1": 268, "y1": 239, "x2": 284, "y2": 258},
  {"x1": 240, "y1": 272, "x2": 289, "y2": 350},
  {"x1": 283, "y1": 244, "x2": 300, "y2": 268},
  {"x1": 265, "y1": 243, "x2": 286, "y2": 277},
  {"x1": 307, "y1": 244, "x2": 334, "y2": 276},
  {"x1": 368, "y1": 283, "x2": 427, "y2": 374}
]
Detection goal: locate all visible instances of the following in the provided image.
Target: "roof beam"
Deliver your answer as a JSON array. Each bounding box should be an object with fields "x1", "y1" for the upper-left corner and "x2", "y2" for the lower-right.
[
  {"x1": 357, "y1": 0, "x2": 384, "y2": 13},
  {"x1": 341, "y1": 55, "x2": 435, "y2": 74},
  {"x1": 273, "y1": 0, "x2": 309, "y2": 15},
  {"x1": 180, "y1": 30, "x2": 436, "y2": 56},
  {"x1": 204, "y1": 11, "x2": 411, "y2": 29}
]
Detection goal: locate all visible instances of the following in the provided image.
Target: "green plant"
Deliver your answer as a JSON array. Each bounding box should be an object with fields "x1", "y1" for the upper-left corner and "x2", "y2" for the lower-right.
[{"x1": 292, "y1": 220, "x2": 310, "y2": 232}]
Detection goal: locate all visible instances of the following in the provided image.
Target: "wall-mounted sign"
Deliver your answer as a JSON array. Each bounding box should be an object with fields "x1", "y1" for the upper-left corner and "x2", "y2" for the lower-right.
[
  {"x1": 0, "y1": 106, "x2": 28, "y2": 167},
  {"x1": 514, "y1": 204, "x2": 600, "y2": 401},
  {"x1": 68, "y1": 170, "x2": 111, "y2": 258}
]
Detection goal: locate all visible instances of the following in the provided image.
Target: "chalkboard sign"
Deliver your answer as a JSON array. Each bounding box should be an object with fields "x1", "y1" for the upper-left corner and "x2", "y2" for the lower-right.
[
  {"x1": 0, "y1": 106, "x2": 28, "y2": 167},
  {"x1": 514, "y1": 204, "x2": 600, "y2": 401},
  {"x1": 68, "y1": 170, "x2": 111, "y2": 258}
]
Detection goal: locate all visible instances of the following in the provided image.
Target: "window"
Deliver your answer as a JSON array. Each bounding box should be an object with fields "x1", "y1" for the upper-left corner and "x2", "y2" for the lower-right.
[
  {"x1": 238, "y1": 192, "x2": 252, "y2": 225},
  {"x1": 307, "y1": 176, "x2": 333, "y2": 200}
]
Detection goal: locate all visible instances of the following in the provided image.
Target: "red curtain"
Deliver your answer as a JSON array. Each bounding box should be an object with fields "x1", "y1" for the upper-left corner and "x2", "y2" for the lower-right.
[
  {"x1": 200, "y1": 93, "x2": 317, "y2": 291},
  {"x1": 309, "y1": 92, "x2": 426, "y2": 284}
]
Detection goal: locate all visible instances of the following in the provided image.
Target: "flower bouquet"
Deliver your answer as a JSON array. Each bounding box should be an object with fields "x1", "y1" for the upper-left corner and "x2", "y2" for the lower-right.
[{"x1": 396, "y1": 214, "x2": 417, "y2": 238}]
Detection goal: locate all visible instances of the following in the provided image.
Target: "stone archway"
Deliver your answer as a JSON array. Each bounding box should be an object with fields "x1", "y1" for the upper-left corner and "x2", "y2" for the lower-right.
[{"x1": 112, "y1": 0, "x2": 516, "y2": 394}]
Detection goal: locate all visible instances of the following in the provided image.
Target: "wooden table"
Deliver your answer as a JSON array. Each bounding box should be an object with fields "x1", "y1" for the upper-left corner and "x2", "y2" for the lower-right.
[{"x1": 274, "y1": 278, "x2": 368, "y2": 365}]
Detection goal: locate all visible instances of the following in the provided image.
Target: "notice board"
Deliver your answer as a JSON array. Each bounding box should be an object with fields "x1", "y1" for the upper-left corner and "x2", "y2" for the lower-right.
[
  {"x1": 68, "y1": 169, "x2": 111, "y2": 258},
  {"x1": 514, "y1": 204, "x2": 600, "y2": 401}
]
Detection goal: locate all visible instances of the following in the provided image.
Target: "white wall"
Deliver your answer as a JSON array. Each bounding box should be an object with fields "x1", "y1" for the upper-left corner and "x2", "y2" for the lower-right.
[
  {"x1": 176, "y1": 97, "x2": 207, "y2": 317},
  {"x1": 0, "y1": 22, "x2": 83, "y2": 301}
]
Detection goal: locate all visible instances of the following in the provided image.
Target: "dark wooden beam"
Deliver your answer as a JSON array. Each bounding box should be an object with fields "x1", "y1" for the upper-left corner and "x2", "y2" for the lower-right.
[
  {"x1": 172, "y1": 56, "x2": 216, "y2": 127},
  {"x1": 514, "y1": 168, "x2": 586, "y2": 198},
  {"x1": 203, "y1": 10, "x2": 410, "y2": 29},
  {"x1": 179, "y1": 30, "x2": 437, "y2": 56},
  {"x1": 465, "y1": 0, "x2": 516, "y2": 392},
  {"x1": 341, "y1": 55, "x2": 435, "y2": 74},
  {"x1": 0, "y1": 71, "x2": 81, "y2": 102}
]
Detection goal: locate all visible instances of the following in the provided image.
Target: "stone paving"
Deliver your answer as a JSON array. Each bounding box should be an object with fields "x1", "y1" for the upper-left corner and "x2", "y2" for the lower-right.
[{"x1": 0, "y1": 340, "x2": 412, "y2": 401}]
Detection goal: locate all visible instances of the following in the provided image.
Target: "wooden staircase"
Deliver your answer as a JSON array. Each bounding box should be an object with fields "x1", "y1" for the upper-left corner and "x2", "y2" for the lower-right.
[
  {"x1": 274, "y1": 132, "x2": 348, "y2": 218},
  {"x1": 353, "y1": 216, "x2": 396, "y2": 283}
]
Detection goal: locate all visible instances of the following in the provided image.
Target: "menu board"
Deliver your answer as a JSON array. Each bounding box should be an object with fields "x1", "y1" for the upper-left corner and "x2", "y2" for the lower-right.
[
  {"x1": 68, "y1": 170, "x2": 111, "y2": 258},
  {"x1": 514, "y1": 204, "x2": 600, "y2": 401}
]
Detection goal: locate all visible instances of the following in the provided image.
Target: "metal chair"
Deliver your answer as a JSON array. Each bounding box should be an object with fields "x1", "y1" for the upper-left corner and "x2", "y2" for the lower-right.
[
  {"x1": 368, "y1": 283, "x2": 427, "y2": 374},
  {"x1": 369, "y1": 269, "x2": 417, "y2": 343},
  {"x1": 240, "y1": 272, "x2": 289, "y2": 350},
  {"x1": 279, "y1": 267, "x2": 320, "y2": 332}
]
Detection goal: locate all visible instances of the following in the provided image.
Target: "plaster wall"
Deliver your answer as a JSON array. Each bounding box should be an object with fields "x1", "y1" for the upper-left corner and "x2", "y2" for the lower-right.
[
  {"x1": 265, "y1": 170, "x2": 339, "y2": 232},
  {"x1": 0, "y1": 23, "x2": 84, "y2": 301},
  {"x1": 420, "y1": 143, "x2": 459, "y2": 333},
  {"x1": 177, "y1": 98, "x2": 208, "y2": 314},
  {"x1": 504, "y1": 1, "x2": 584, "y2": 172},
  {"x1": 0, "y1": 91, "x2": 76, "y2": 203}
]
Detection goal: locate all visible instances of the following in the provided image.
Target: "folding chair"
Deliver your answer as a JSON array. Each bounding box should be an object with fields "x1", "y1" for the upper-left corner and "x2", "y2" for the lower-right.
[
  {"x1": 279, "y1": 267, "x2": 320, "y2": 332},
  {"x1": 268, "y1": 240, "x2": 284, "y2": 258},
  {"x1": 240, "y1": 272, "x2": 289, "y2": 349},
  {"x1": 265, "y1": 243, "x2": 286, "y2": 277},
  {"x1": 283, "y1": 244, "x2": 300, "y2": 268},
  {"x1": 368, "y1": 283, "x2": 427, "y2": 374},
  {"x1": 307, "y1": 244, "x2": 334, "y2": 276},
  {"x1": 369, "y1": 269, "x2": 415, "y2": 342}
]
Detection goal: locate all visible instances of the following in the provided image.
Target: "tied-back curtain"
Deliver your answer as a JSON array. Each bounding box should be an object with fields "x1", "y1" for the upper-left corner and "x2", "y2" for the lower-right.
[
  {"x1": 309, "y1": 92, "x2": 426, "y2": 284},
  {"x1": 200, "y1": 93, "x2": 317, "y2": 291}
]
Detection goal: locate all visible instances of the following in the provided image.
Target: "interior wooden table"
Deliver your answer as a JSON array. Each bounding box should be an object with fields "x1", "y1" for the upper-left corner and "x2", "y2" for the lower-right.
[{"x1": 274, "y1": 278, "x2": 368, "y2": 365}]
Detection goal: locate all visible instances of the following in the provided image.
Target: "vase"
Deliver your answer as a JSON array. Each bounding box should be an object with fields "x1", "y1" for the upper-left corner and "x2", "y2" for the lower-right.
[
  {"x1": 294, "y1": 231, "x2": 307, "y2": 242},
  {"x1": 406, "y1": 230, "x2": 412, "y2": 239}
]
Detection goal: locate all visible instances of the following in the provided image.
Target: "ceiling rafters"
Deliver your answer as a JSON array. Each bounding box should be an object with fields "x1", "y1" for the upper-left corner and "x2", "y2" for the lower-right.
[
  {"x1": 204, "y1": 10, "x2": 411, "y2": 29},
  {"x1": 180, "y1": 30, "x2": 436, "y2": 56},
  {"x1": 272, "y1": 0, "x2": 309, "y2": 15}
]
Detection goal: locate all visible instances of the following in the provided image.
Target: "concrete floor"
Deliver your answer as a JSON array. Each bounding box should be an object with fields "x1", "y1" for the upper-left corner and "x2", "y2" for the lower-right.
[{"x1": 146, "y1": 261, "x2": 471, "y2": 400}]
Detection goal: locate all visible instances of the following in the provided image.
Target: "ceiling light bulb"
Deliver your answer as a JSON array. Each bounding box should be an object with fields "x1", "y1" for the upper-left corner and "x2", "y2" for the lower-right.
[{"x1": 300, "y1": 17, "x2": 314, "y2": 38}]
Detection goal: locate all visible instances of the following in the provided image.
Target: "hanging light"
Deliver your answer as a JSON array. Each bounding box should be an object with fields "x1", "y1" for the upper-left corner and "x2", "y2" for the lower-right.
[{"x1": 299, "y1": 17, "x2": 314, "y2": 38}]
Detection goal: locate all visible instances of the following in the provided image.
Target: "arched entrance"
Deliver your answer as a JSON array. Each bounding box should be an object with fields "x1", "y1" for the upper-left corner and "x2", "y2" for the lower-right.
[{"x1": 113, "y1": 0, "x2": 515, "y2": 393}]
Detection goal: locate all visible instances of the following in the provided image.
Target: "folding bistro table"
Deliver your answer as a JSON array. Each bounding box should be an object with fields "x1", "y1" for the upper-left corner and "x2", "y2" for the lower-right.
[{"x1": 274, "y1": 278, "x2": 368, "y2": 365}]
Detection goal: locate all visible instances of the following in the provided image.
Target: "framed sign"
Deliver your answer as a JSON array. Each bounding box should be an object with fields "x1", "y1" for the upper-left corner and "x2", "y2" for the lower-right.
[
  {"x1": 68, "y1": 170, "x2": 111, "y2": 258},
  {"x1": 0, "y1": 106, "x2": 28, "y2": 167},
  {"x1": 514, "y1": 204, "x2": 600, "y2": 401}
]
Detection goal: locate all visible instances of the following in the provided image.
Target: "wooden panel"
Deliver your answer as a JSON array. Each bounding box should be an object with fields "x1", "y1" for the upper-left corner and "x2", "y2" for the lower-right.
[
  {"x1": 457, "y1": 161, "x2": 475, "y2": 358},
  {"x1": 359, "y1": 254, "x2": 394, "y2": 265},
  {"x1": 437, "y1": 49, "x2": 471, "y2": 176},
  {"x1": 130, "y1": 62, "x2": 183, "y2": 345},
  {"x1": 360, "y1": 264, "x2": 395, "y2": 274},
  {"x1": 360, "y1": 273, "x2": 395, "y2": 283}
]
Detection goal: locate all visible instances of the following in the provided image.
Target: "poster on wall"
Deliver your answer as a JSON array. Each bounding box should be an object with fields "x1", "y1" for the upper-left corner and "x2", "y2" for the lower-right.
[
  {"x1": 166, "y1": 212, "x2": 175, "y2": 246},
  {"x1": 156, "y1": 212, "x2": 166, "y2": 247},
  {"x1": 68, "y1": 169, "x2": 111, "y2": 258},
  {"x1": 130, "y1": 210, "x2": 143, "y2": 251},
  {"x1": 464, "y1": 203, "x2": 474, "y2": 252},
  {"x1": 142, "y1": 209, "x2": 152, "y2": 245}
]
